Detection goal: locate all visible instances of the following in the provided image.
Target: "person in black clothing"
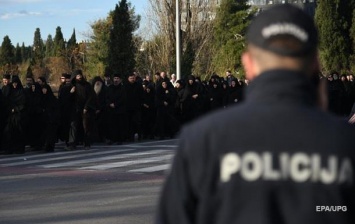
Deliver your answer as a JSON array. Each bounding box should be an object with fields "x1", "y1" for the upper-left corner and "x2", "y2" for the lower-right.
[
  {"x1": 92, "y1": 76, "x2": 108, "y2": 143},
  {"x1": 207, "y1": 81, "x2": 223, "y2": 112},
  {"x1": 1, "y1": 74, "x2": 11, "y2": 153},
  {"x1": 220, "y1": 80, "x2": 229, "y2": 108},
  {"x1": 156, "y1": 4, "x2": 355, "y2": 224},
  {"x1": 340, "y1": 74, "x2": 353, "y2": 116},
  {"x1": 68, "y1": 69, "x2": 97, "y2": 150},
  {"x1": 181, "y1": 75, "x2": 205, "y2": 123},
  {"x1": 106, "y1": 74, "x2": 127, "y2": 145},
  {"x1": 24, "y1": 76, "x2": 43, "y2": 151},
  {"x1": 141, "y1": 81, "x2": 156, "y2": 139},
  {"x1": 154, "y1": 72, "x2": 162, "y2": 91},
  {"x1": 58, "y1": 74, "x2": 74, "y2": 147},
  {"x1": 0, "y1": 89, "x2": 4, "y2": 153},
  {"x1": 225, "y1": 78, "x2": 243, "y2": 107},
  {"x1": 327, "y1": 72, "x2": 345, "y2": 115},
  {"x1": 2, "y1": 74, "x2": 11, "y2": 98},
  {"x1": 125, "y1": 73, "x2": 144, "y2": 141},
  {"x1": 174, "y1": 80, "x2": 185, "y2": 124},
  {"x1": 3, "y1": 76, "x2": 27, "y2": 154},
  {"x1": 40, "y1": 84, "x2": 59, "y2": 152},
  {"x1": 59, "y1": 73, "x2": 67, "y2": 90},
  {"x1": 155, "y1": 80, "x2": 179, "y2": 140}
]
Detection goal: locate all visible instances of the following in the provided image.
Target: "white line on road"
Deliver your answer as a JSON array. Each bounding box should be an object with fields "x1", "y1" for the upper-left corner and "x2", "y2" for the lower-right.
[
  {"x1": 41, "y1": 150, "x2": 173, "y2": 168},
  {"x1": 81, "y1": 155, "x2": 174, "y2": 170},
  {"x1": 128, "y1": 164, "x2": 171, "y2": 173},
  {"x1": 0, "y1": 149, "x2": 135, "y2": 166}
]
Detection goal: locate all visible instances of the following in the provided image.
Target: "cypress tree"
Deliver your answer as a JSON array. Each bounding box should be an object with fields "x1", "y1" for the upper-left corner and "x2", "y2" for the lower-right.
[
  {"x1": 107, "y1": 0, "x2": 140, "y2": 77},
  {"x1": 0, "y1": 35, "x2": 15, "y2": 66},
  {"x1": 45, "y1": 34, "x2": 54, "y2": 57},
  {"x1": 32, "y1": 28, "x2": 45, "y2": 65},
  {"x1": 53, "y1": 26, "x2": 65, "y2": 57},
  {"x1": 14, "y1": 43, "x2": 22, "y2": 63},
  {"x1": 21, "y1": 43, "x2": 26, "y2": 62},
  {"x1": 67, "y1": 29, "x2": 77, "y2": 51}
]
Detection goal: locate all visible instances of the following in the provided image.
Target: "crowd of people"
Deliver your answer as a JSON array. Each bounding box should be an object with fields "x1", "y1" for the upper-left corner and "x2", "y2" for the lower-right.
[
  {"x1": 1, "y1": 66, "x2": 354, "y2": 155},
  {"x1": 326, "y1": 72, "x2": 355, "y2": 116},
  {"x1": 0, "y1": 69, "x2": 246, "y2": 155}
]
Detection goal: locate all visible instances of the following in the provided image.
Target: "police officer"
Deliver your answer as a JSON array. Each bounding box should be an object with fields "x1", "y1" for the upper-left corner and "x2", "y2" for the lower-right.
[{"x1": 156, "y1": 4, "x2": 355, "y2": 224}]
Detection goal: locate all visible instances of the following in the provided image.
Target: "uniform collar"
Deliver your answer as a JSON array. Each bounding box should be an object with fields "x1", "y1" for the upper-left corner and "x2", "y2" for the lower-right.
[{"x1": 245, "y1": 69, "x2": 317, "y2": 106}]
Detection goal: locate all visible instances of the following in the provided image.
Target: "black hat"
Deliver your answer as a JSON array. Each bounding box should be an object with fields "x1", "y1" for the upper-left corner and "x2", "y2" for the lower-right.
[
  {"x1": 74, "y1": 69, "x2": 83, "y2": 76},
  {"x1": 3, "y1": 74, "x2": 10, "y2": 79},
  {"x1": 11, "y1": 75, "x2": 20, "y2": 83},
  {"x1": 113, "y1": 73, "x2": 122, "y2": 78},
  {"x1": 64, "y1": 74, "x2": 71, "y2": 79},
  {"x1": 187, "y1": 75, "x2": 195, "y2": 81},
  {"x1": 246, "y1": 4, "x2": 318, "y2": 57},
  {"x1": 38, "y1": 76, "x2": 46, "y2": 83}
]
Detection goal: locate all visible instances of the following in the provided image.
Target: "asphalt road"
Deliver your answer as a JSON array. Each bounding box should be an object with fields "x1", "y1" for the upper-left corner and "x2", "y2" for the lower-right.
[{"x1": 0, "y1": 139, "x2": 178, "y2": 224}]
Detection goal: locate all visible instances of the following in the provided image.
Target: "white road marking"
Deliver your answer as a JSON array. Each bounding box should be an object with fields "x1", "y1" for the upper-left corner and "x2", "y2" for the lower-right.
[
  {"x1": 128, "y1": 164, "x2": 171, "y2": 173},
  {"x1": 81, "y1": 155, "x2": 174, "y2": 170}
]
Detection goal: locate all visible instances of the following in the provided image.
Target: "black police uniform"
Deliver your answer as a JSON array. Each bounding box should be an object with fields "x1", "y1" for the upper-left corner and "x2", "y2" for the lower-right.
[{"x1": 156, "y1": 70, "x2": 355, "y2": 224}]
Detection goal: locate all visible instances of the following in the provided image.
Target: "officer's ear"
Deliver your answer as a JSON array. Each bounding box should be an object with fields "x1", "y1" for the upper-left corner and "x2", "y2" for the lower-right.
[{"x1": 242, "y1": 51, "x2": 259, "y2": 81}]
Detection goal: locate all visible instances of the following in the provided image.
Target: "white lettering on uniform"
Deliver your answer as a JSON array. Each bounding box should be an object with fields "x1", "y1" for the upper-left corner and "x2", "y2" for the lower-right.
[
  {"x1": 320, "y1": 156, "x2": 337, "y2": 184},
  {"x1": 280, "y1": 153, "x2": 289, "y2": 179},
  {"x1": 220, "y1": 153, "x2": 240, "y2": 182},
  {"x1": 241, "y1": 152, "x2": 262, "y2": 181},
  {"x1": 219, "y1": 152, "x2": 353, "y2": 185},
  {"x1": 338, "y1": 158, "x2": 353, "y2": 184},
  {"x1": 311, "y1": 154, "x2": 321, "y2": 182},
  {"x1": 290, "y1": 153, "x2": 311, "y2": 182},
  {"x1": 263, "y1": 152, "x2": 281, "y2": 180}
]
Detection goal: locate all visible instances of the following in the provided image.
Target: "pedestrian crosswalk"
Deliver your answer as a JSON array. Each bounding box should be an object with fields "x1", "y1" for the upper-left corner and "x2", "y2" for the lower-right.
[{"x1": 0, "y1": 140, "x2": 178, "y2": 174}]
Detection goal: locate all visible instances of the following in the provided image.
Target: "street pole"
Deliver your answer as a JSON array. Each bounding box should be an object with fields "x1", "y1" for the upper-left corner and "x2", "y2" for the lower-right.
[{"x1": 176, "y1": 0, "x2": 181, "y2": 81}]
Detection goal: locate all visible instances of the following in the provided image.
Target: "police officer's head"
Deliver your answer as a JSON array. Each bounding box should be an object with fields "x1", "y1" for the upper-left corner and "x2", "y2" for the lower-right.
[{"x1": 242, "y1": 4, "x2": 319, "y2": 81}]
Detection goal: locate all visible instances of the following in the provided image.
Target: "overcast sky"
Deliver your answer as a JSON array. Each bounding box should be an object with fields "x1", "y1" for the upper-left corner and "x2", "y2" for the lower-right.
[{"x1": 0, "y1": 0, "x2": 148, "y2": 46}]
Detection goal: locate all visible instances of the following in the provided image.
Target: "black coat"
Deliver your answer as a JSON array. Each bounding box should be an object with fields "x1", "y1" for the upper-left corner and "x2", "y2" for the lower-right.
[
  {"x1": 226, "y1": 84, "x2": 243, "y2": 106},
  {"x1": 106, "y1": 83, "x2": 127, "y2": 114},
  {"x1": 207, "y1": 84, "x2": 223, "y2": 111},
  {"x1": 157, "y1": 70, "x2": 355, "y2": 224},
  {"x1": 58, "y1": 83, "x2": 74, "y2": 142},
  {"x1": 72, "y1": 79, "x2": 97, "y2": 113},
  {"x1": 125, "y1": 81, "x2": 144, "y2": 111},
  {"x1": 156, "y1": 86, "x2": 177, "y2": 113},
  {"x1": 41, "y1": 86, "x2": 60, "y2": 147},
  {"x1": 3, "y1": 85, "x2": 27, "y2": 153}
]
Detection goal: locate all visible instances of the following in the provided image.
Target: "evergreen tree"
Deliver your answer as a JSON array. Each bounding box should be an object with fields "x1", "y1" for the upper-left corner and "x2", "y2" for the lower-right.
[
  {"x1": 0, "y1": 35, "x2": 15, "y2": 66},
  {"x1": 45, "y1": 34, "x2": 54, "y2": 57},
  {"x1": 107, "y1": 0, "x2": 140, "y2": 77},
  {"x1": 315, "y1": 0, "x2": 353, "y2": 73},
  {"x1": 87, "y1": 16, "x2": 113, "y2": 77},
  {"x1": 349, "y1": 5, "x2": 355, "y2": 72},
  {"x1": 67, "y1": 29, "x2": 77, "y2": 51},
  {"x1": 14, "y1": 43, "x2": 22, "y2": 63},
  {"x1": 181, "y1": 41, "x2": 195, "y2": 78},
  {"x1": 32, "y1": 28, "x2": 45, "y2": 65},
  {"x1": 21, "y1": 43, "x2": 26, "y2": 62},
  {"x1": 53, "y1": 26, "x2": 65, "y2": 57},
  {"x1": 211, "y1": 0, "x2": 255, "y2": 77}
]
